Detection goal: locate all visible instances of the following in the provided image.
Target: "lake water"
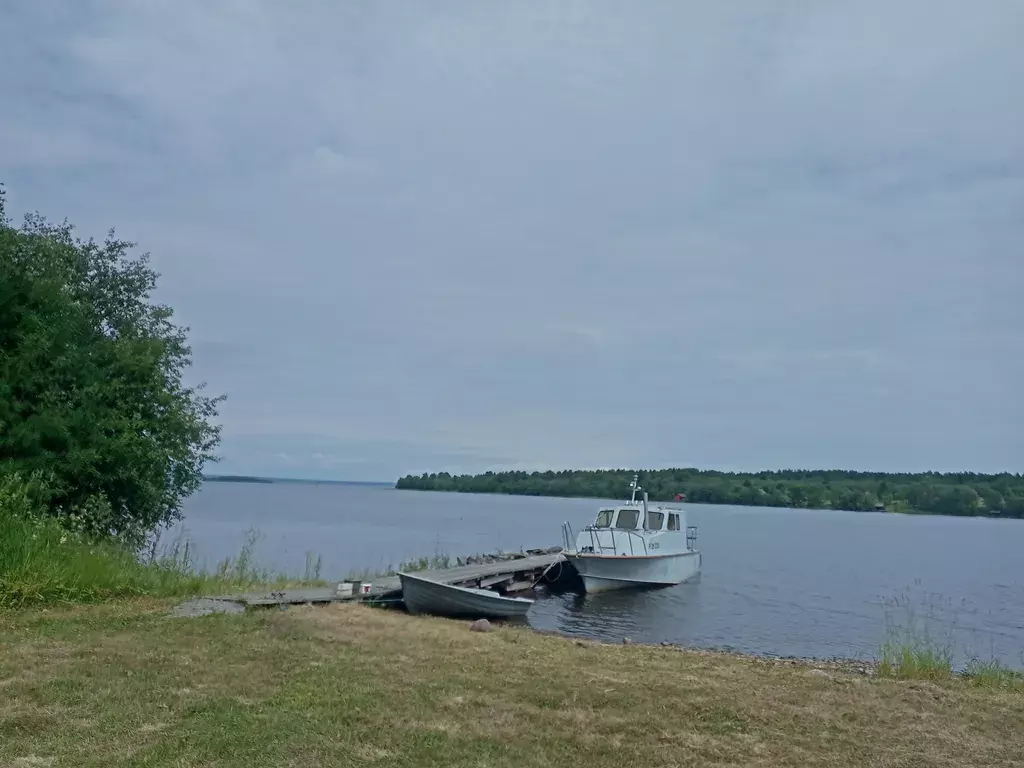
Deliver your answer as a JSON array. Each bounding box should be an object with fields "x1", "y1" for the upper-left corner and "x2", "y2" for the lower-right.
[{"x1": 173, "y1": 482, "x2": 1024, "y2": 667}]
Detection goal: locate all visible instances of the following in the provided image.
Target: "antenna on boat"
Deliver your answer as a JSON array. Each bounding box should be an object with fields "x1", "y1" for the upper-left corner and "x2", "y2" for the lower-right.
[{"x1": 628, "y1": 473, "x2": 641, "y2": 505}]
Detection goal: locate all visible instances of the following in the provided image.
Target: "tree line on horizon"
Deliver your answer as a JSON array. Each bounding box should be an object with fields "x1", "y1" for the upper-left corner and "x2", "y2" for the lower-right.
[{"x1": 395, "y1": 468, "x2": 1024, "y2": 518}]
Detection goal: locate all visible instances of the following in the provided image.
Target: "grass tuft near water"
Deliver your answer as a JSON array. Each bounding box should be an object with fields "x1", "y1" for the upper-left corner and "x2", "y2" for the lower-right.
[
  {"x1": 877, "y1": 638, "x2": 954, "y2": 680},
  {"x1": 875, "y1": 584, "x2": 1024, "y2": 688},
  {"x1": 963, "y1": 658, "x2": 1024, "y2": 689}
]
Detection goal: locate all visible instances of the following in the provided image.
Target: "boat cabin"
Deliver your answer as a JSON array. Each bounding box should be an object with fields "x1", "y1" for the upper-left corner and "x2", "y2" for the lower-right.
[
  {"x1": 592, "y1": 507, "x2": 683, "y2": 532},
  {"x1": 561, "y1": 475, "x2": 699, "y2": 558},
  {"x1": 568, "y1": 502, "x2": 696, "y2": 558}
]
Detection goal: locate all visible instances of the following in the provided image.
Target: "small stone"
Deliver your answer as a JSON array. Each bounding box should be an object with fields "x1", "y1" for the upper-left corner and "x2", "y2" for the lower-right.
[
  {"x1": 622, "y1": 637, "x2": 632, "y2": 645},
  {"x1": 574, "y1": 640, "x2": 587, "y2": 647},
  {"x1": 469, "y1": 618, "x2": 493, "y2": 633},
  {"x1": 808, "y1": 669, "x2": 830, "y2": 678},
  {"x1": 660, "y1": 641, "x2": 672, "y2": 647},
  {"x1": 168, "y1": 598, "x2": 245, "y2": 618}
]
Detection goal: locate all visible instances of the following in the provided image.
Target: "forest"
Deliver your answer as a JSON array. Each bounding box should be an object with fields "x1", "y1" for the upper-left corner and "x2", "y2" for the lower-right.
[{"x1": 395, "y1": 468, "x2": 1024, "y2": 518}]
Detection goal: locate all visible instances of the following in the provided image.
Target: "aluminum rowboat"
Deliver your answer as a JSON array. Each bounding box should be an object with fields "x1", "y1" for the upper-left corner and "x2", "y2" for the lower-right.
[{"x1": 399, "y1": 571, "x2": 534, "y2": 619}]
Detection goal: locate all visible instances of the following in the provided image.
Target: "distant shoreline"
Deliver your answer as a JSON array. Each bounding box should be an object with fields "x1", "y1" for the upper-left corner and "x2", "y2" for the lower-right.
[
  {"x1": 203, "y1": 474, "x2": 394, "y2": 487},
  {"x1": 395, "y1": 467, "x2": 1024, "y2": 519}
]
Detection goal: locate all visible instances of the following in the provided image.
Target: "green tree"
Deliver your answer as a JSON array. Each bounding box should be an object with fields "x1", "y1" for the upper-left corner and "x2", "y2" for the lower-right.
[
  {"x1": 0, "y1": 187, "x2": 223, "y2": 545},
  {"x1": 804, "y1": 484, "x2": 826, "y2": 509},
  {"x1": 933, "y1": 487, "x2": 980, "y2": 517},
  {"x1": 978, "y1": 487, "x2": 1004, "y2": 514}
]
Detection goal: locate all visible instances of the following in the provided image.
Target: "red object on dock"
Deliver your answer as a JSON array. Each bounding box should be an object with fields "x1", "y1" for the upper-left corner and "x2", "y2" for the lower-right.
[{"x1": 674, "y1": 493, "x2": 685, "y2": 501}]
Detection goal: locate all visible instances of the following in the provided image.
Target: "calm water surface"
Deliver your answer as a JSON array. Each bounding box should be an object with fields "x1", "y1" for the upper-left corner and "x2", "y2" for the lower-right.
[{"x1": 173, "y1": 482, "x2": 1024, "y2": 666}]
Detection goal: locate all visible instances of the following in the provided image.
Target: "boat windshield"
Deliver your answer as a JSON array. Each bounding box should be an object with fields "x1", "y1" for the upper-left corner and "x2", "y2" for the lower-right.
[
  {"x1": 615, "y1": 508, "x2": 640, "y2": 530},
  {"x1": 594, "y1": 509, "x2": 615, "y2": 528},
  {"x1": 645, "y1": 510, "x2": 664, "y2": 530}
]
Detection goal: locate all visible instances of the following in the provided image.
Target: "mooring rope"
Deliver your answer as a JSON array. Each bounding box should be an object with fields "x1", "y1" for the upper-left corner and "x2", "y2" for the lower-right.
[{"x1": 532, "y1": 559, "x2": 563, "y2": 588}]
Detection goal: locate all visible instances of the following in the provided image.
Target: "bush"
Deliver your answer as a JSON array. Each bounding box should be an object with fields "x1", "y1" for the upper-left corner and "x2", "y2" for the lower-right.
[{"x1": 0, "y1": 186, "x2": 222, "y2": 545}]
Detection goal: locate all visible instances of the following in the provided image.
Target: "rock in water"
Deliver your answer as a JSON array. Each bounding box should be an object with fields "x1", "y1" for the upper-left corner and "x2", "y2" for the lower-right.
[
  {"x1": 622, "y1": 637, "x2": 632, "y2": 645},
  {"x1": 469, "y1": 618, "x2": 493, "y2": 633}
]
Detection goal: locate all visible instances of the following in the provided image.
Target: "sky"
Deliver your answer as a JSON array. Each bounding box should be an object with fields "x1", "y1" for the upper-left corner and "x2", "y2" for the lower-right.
[{"x1": 2, "y1": 1, "x2": 1022, "y2": 481}]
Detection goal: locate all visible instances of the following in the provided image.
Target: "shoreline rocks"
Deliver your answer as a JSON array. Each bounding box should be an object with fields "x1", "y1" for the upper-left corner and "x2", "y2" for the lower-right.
[{"x1": 543, "y1": 629, "x2": 877, "y2": 675}]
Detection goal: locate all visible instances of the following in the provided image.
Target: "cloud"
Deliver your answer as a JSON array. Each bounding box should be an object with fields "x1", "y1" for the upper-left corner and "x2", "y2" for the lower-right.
[{"x1": 2, "y1": 1, "x2": 1021, "y2": 478}]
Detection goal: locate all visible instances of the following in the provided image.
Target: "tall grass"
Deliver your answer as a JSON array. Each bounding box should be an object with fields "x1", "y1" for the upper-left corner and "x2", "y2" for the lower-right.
[
  {"x1": 876, "y1": 584, "x2": 1024, "y2": 689},
  {"x1": 876, "y1": 587, "x2": 955, "y2": 680},
  {"x1": 343, "y1": 552, "x2": 453, "y2": 582},
  {"x1": 398, "y1": 552, "x2": 452, "y2": 573},
  {"x1": 963, "y1": 659, "x2": 1024, "y2": 689},
  {"x1": 340, "y1": 532, "x2": 457, "y2": 583},
  {"x1": 877, "y1": 639, "x2": 954, "y2": 681},
  {"x1": 0, "y1": 512, "x2": 321, "y2": 609},
  {"x1": 878, "y1": 635, "x2": 1023, "y2": 689}
]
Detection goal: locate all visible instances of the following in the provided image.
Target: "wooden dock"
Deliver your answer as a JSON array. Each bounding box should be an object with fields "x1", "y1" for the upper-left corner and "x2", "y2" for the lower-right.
[{"x1": 223, "y1": 551, "x2": 567, "y2": 608}]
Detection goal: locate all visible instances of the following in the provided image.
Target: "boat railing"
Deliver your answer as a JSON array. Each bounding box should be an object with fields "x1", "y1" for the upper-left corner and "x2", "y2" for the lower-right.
[
  {"x1": 562, "y1": 521, "x2": 649, "y2": 556},
  {"x1": 561, "y1": 521, "x2": 575, "y2": 552},
  {"x1": 615, "y1": 529, "x2": 649, "y2": 556}
]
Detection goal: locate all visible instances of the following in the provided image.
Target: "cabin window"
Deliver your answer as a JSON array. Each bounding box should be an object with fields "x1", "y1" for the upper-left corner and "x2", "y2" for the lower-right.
[
  {"x1": 645, "y1": 511, "x2": 664, "y2": 530},
  {"x1": 594, "y1": 509, "x2": 614, "y2": 528},
  {"x1": 616, "y1": 509, "x2": 640, "y2": 529},
  {"x1": 668, "y1": 513, "x2": 680, "y2": 531}
]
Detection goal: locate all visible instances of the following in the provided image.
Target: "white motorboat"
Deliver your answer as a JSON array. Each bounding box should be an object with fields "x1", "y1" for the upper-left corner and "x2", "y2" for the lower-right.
[
  {"x1": 561, "y1": 475, "x2": 702, "y2": 593},
  {"x1": 399, "y1": 571, "x2": 535, "y2": 619}
]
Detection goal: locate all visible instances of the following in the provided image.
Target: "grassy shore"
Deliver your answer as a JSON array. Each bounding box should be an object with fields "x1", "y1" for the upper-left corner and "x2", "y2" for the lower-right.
[
  {"x1": 3, "y1": 506, "x2": 1022, "y2": 765},
  {"x1": 2, "y1": 600, "x2": 1022, "y2": 768},
  {"x1": 0, "y1": 512, "x2": 324, "y2": 609}
]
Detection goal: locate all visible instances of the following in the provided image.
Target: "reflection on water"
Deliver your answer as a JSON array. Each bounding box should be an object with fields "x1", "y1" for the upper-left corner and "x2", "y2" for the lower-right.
[
  {"x1": 175, "y1": 483, "x2": 1024, "y2": 667},
  {"x1": 538, "y1": 581, "x2": 704, "y2": 645}
]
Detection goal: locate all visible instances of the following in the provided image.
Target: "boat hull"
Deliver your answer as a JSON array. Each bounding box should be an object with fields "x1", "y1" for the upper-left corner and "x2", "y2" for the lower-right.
[
  {"x1": 567, "y1": 551, "x2": 701, "y2": 594},
  {"x1": 399, "y1": 572, "x2": 534, "y2": 619}
]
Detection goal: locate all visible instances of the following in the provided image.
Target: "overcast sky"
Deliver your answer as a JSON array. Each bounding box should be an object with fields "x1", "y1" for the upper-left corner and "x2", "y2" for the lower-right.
[{"x1": 2, "y1": 1, "x2": 1022, "y2": 480}]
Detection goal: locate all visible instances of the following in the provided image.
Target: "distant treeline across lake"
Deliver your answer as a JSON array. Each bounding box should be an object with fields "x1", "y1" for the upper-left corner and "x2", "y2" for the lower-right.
[
  {"x1": 204, "y1": 474, "x2": 274, "y2": 484},
  {"x1": 395, "y1": 468, "x2": 1024, "y2": 518}
]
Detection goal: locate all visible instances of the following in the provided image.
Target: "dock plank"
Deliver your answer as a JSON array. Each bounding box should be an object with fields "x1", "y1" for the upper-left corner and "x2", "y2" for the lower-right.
[{"x1": 416, "y1": 553, "x2": 563, "y2": 586}]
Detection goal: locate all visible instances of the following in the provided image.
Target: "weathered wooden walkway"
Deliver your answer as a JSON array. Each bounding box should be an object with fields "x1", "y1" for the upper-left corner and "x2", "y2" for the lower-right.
[{"x1": 220, "y1": 552, "x2": 567, "y2": 607}]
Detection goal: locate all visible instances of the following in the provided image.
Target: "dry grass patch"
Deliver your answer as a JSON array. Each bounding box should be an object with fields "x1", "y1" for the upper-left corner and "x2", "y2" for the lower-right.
[{"x1": 0, "y1": 601, "x2": 1022, "y2": 767}]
